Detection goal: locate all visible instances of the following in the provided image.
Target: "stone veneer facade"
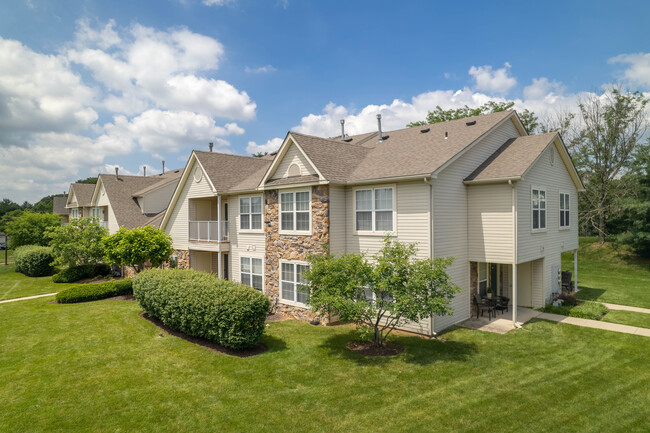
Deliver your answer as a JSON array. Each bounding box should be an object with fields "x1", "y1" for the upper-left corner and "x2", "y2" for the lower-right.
[{"x1": 264, "y1": 185, "x2": 330, "y2": 322}]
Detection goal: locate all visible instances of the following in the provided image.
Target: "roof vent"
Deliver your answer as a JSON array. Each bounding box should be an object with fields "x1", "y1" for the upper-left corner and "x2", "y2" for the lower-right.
[
  {"x1": 377, "y1": 114, "x2": 383, "y2": 142},
  {"x1": 445, "y1": 131, "x2": 448, "y2": 140},
  {"x1": 162, "y1": 160, "x2": 165, "y2": 174},
  {"x1": 209, "y1": 142, "x2": 213, "y2": 152},
  {"x1": 143, "y1": 166, "x2": 146, "y2": 177},
  {"x1": 466, "y1": 120, "x2": 477, "y2": 126},
  {"x1": 115, "y1": 167, "x2": 119, "y2": 178},
  {"x1": 420, "y1": 128, "x2": 430, "y2": 133},
  {"x1": 340, "y1": 119, "x2": 345, "y2": 141}
]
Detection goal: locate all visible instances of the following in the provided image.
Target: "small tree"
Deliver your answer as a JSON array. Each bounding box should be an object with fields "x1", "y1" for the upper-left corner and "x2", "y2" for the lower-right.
[
  {"x1": 47, "y1": 217, "x2": 108, "y2": 266},
  {"x1": 306, "y1": 237, "x2": 459, "y2": 348},
  {"x1": 103, "y1": 225, "x2": 173, "y2": 273},
  {"x1": 4, "y1": 211, "x2": 61, "y2": 248}
]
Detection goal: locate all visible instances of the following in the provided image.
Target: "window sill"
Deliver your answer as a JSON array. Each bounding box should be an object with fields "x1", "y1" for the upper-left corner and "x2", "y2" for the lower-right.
[
  {"x1": 238, "y1": 229, "x2": 264, "y2": 234},
  {"x1": 531, "y1": 228, "x2": 547, "y2": 234},
  {"x1": 279, "y1": 299, "x2": 309, "y2": 309},
  {"x1": 353, "y1": 231, "x2": 396, "y2": 237},
  {"x1": 559, "y1": 226, "x2": 571, "y2": 231},
  {"x1": 279, "y1": 230, "x2": 312, "y2": 236}
]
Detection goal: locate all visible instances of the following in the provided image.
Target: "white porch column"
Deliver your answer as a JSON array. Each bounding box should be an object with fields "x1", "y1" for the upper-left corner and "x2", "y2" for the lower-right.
[
  {"x1": 574, "y1": 249, "x2": 578, "y2": 292},
  {"x1": 510, "y1": 179, "x2": 518, "y2": 327},
  {"x1": 512, "y1": 263, "x2": 518, "y2": 326},
  {"x1": 217, "y1": 195, "x2": 223, "y2": 279}
]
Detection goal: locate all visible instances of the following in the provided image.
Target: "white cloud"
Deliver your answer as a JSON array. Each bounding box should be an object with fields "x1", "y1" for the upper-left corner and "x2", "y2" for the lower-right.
[
  {"x1": 523, "y1": 77, "x2": 566, "y2": 101},
  {"x1": 246, "y1": 137, "x2": 283, "y2": 155},
  {"x1": 203, "y1": 0, "x2": 233, "y2": 6},
  {"x1": 245, "y1": 65, "x2": 276, "y2": 74},
  {"x1": 469, "y1": 62, "x2": 517, "y2": 94},
  {"x1": 608, "y1": 52, "x2": 650, "y2": 88}
]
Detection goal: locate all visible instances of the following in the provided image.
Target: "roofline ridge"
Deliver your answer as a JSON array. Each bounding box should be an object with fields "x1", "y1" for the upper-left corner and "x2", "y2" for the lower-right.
[{"x1": 194, "y1": 150, "x2": 270, "y2": 162}]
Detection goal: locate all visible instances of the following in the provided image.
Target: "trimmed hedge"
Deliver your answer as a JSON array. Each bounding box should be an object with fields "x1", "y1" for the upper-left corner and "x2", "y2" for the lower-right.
[
  {"x1": 55, "y1": 280, "x2": 133, "y2": 304},
  {"x1": 539, "y1": 301, "x2": 609, "y2": 320},
  {"x1": 14, "y1": 245, "x2": 54, "y2": 277},
  {"x1": 52, "y1": 263, "x2": 112, "y2": 283},
  {"x1": 133, "y1": 269, "x2": 270, "y2": 350}
]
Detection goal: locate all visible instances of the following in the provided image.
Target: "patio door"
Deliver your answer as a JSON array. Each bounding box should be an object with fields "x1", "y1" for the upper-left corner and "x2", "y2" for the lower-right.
[{"x1": 490, "y1": 263, "x2": 498, "y2": 295}]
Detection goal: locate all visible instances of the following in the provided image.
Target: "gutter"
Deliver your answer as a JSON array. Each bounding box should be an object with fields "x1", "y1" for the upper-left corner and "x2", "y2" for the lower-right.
[{"x1": 463, "y1": 176, "x2": 521, "y2": 186}]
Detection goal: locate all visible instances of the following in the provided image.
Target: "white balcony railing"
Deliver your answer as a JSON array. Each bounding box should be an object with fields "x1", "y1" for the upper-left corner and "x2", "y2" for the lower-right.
[{"x1": 189, "y1": 221, "x2": 229, "y2": 242}]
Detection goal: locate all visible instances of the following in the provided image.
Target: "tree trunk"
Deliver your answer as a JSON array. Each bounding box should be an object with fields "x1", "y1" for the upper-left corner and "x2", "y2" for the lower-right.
[
  {"x1": 598, "y1": 208, "x2": 606, "y2": 244},
  {"x1": 373, "y1": 326, "x2": 381, "y2": 347}
]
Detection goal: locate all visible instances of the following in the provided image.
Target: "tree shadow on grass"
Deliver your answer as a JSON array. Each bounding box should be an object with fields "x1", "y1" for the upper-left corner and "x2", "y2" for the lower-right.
[
  {"x1": 260, "y1": 334, "x2": 288, "y2": 354},
  {"x1": 576, "y1": 286, "x2": 606, "y2": 302},
  {"x1": 319, "y1": 330, "x2": 477, "y2": 366}
]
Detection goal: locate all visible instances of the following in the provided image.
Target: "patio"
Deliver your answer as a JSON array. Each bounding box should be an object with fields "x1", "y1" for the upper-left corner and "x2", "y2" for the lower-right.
[{"x1": 458, "y1": 307, "x2": 542, "y2": 334}]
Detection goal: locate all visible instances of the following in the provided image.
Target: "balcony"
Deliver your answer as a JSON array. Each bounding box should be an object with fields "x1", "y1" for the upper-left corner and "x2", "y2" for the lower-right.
[{"x1": 189, "y1": 221, "x2": 229, "y2": 243}]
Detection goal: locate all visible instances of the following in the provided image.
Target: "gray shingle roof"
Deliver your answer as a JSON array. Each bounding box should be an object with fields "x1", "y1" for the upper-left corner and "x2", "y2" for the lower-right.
[
  {"x1": 464, "y1": 133, "x2": 557, "y2": 182},
  {"x1": 99, "y1": 174, "x2": 171, "y2": 229},
  {"x1": 288, "y1": 110, "x2": 515, "y2": 183},
  {"x1": 194, "y1": 151, "x2": 273, "y2": 193},
  {"x1": 69, "y1": 183, "x2": 96, "y2": 207},
  {"x1": 132, "y1": 169, "x2": 184, "y2": 197},
  {"x1": 265, "y1": 174, "x2": 320, "y2": 187},
  {"x1": 53, "y1": 196, "x2": 69, "y2": 215}
]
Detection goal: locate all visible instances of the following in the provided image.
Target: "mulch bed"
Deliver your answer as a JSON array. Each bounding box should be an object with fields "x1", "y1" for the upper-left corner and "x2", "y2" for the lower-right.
[
  {"x1": 139, "y1": 312, "x2": 268, "y2": 357},
  {"x1": 346, "y1": 341, "x2": 405, "y2": 357}
]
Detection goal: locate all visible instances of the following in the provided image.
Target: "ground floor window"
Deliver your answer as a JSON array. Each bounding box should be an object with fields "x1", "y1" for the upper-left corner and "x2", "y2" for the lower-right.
[
  {"x1": 281, "y1": 262, "x2": 309, "y2": 305},
  {"x1": 241, "y1": 257, "x2": 263, "y2": 291}
]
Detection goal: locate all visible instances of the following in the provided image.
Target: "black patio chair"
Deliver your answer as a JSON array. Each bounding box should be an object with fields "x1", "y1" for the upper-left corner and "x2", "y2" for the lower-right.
[
  {"x1": 561, "y1": 271, "x2": 573, "y2": 292},
  {"x1": 473, "y1": 293, "x2": 495, "y2": 320},
  {"x1": 495, "y1": 296, "x2": 509, "y2": 314}
]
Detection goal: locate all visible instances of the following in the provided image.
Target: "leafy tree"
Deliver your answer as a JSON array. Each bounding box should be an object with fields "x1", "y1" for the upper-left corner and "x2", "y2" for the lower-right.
[
  {"x1": 32, "y1": 194, "x2": 66, "y2": 214},
  {"x1": 0, "y1": 198, "x2": 20, "y2": 219},
  {"x1": 4, "y1": 211, "x2": 61, "y2": 248},
  {"x1": 305, "y1": 237, "x2": 459, "y2": 348},
  {"x1": 75, "y1": 177, "x2": 98, "y2": 184},
  {"x1": 407, "y1": 101, "x2": 538, "y2": 134},
  {"x1": 617, "y1": 140, "x2": 650, "y2": 256},
  {"x1": 0, "y1": 209, "x2": 23, "y2": 233},
  {"x1": 47, "y1": 217, "x2": 108, "y2": 266},
  {"x1": 252, "y1": 152, "x2": 268, "y2": 157},
  {"x1": 572, "y1": 89, "x2": 648, "y2": 243},
  {"x1": 103, "y1": 225, "x2": 173, "y2": 273}
]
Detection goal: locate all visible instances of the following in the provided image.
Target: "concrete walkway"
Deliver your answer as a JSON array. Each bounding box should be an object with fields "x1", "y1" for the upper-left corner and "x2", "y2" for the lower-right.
[
  {"x1": 537, "y1": 312, "x2": 650, "y2": 337},
  {"x1": 0, "y1": 293, "x2": 56, "y2": 304},
  {"x1": 602, "y1": 303, "x2": 650, "y2": 314}
]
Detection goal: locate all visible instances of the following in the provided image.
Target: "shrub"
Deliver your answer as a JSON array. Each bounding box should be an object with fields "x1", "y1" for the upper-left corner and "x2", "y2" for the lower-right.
[
  {"x1": 55, "y1": 280, "x2": 133, "y2": 304},
  {"x1": 14, "y1": 245, "x2": 54, "y2": 277},
  {"x1": 539, "y1": 301, "x2": 609, "y2": 320},
  {"x1": 555, "y1": 292, "x2": 579, "y2": 306},
  {"x1": 52, "y1": 263, "x2": 111, "y2": 283},
  {"x1": 5, "y1": 211, "x2": 61, "y2": 248},
  {"x1": 133, "y1": 268, "x2": 270, "y2": 350}
]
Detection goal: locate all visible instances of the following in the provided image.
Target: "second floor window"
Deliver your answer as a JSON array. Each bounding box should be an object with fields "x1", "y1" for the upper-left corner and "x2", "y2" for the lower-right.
[
  {"x1": 280, "y1": 191, "x2": 310, "y2": 232},
  {"x1": 560, "y1": 193, "x2": 570, "y2": 228},
  {"x1": 240, "y1": 196, "x2": 262, "y2": 230},
  {"x1": 71, "y1": 208, "x2": 79, "y2": 219},
  {"x1": 355, "y1": 187, "x2": 394, "y2": 232},
  {"x1": 532, "y1": 188, "x2": 546, "y2": 230}
]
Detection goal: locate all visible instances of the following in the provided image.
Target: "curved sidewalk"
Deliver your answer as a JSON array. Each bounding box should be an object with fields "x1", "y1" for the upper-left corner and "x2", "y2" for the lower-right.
[{"x1": 0, "y1": 293, "x2": 56, "y2": 304}]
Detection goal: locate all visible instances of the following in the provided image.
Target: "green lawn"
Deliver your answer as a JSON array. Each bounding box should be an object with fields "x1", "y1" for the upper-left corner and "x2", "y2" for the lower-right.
[
  {"x1": 563, "y1": 237, "x2": 650, "y2": 308},
  {"x1": 0, "y1": 264, "x2": 73, "y2": 301},
  {"x1": 1, "y1": 298, "x2": 649, "y2": 432},
  {"x1": 603, "y1": 310, "x2": 650, "y2": 329}
]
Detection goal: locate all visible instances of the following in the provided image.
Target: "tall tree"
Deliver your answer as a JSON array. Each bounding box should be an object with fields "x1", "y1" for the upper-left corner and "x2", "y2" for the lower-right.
[
  {"x1": 572, "y1": 89, "x2": 649, "y2": 243},
  {"x1": 407, "y1": 101, "x2": 538, "y2": 134},
  {"x1": 75, "y1": 177, "x2": 98, "y2": 184},
  {"x1": 4, "y1": 211, "x2": 61, "y2": 248},
  {"x1": 617, "y1": 140, "x2": 650, "y2": 256},
  {"x1": 0, "y1": 199, "x2": 20, "y2": 219}
]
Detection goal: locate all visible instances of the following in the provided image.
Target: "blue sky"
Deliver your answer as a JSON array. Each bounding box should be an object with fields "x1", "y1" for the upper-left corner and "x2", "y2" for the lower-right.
[{"x1": 0, "y1": 0, "x2": 649, "y2": 202}]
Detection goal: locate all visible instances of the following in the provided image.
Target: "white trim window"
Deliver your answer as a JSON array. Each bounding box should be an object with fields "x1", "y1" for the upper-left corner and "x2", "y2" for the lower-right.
[
  {"x1": 71, "y1": 208, "x2": 79, "y2": 219},
  {"x1": 532, "y1": 188, "x2": 546, "y2": 231},
  {"x1": 241, "y1": 257, "x2": 263, "y2": 291},
  {"x1": 280, "y1": 190, "x2": 310, "y2": 232},
  {"x1": 240, "y1": 196, "x2": 262, "y2": 230},
  {"x1": 280, "y1": 262, "x2": 309, "y2": 305},
  {"x1": 559, "y1": 192, "x2": 570, "y2": 229},
  {"x1": 355, "y1": 187, "x2": 394, "y2": 232},
  {"x1": 478, "y1": 263, "x2": 488, "y2": 295}
]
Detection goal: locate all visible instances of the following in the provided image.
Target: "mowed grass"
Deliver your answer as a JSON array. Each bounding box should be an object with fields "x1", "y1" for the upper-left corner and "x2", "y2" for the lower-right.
[
  {"x1": 1, "y1": 298, "x2": 649, "y2": 433},
  {"x1": 0, "y1": 263, "x2": 73, "y2": 301},
  {"x1": 602, "y1": 310, "x2": 650, "y2": 329},
  {"x1": 563, "y1": 237, "x2": 650, "y2": 308}
]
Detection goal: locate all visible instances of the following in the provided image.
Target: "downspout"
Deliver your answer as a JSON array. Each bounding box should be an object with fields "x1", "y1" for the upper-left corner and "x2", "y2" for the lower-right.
[
  {"x1": 217, "y1": 195, "x2": 223, "y2": 278},
  {"x1": 510, "y1": 180, "x2": 520, "y2": 328},
  {"x1": 424, "y1": 176, "x2": 435, "y2": 336}
]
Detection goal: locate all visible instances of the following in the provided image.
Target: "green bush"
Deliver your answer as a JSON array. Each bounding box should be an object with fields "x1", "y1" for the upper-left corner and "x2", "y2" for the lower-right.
[
  {"x1": 55, "y1": 280, "x2": 133, "y2": 304},
  {"x1": 539, "y1": 301, "x2": 609, "y2": 320},
  {"x1": 52, "y1": 263, "x2": 112, "y2": 283},
  {"x1": 133, "y1": 268, "x2": 270, "y2": 350},
  {"x1": 14, "y1": 245, "x2": 54, "y2": 277}
]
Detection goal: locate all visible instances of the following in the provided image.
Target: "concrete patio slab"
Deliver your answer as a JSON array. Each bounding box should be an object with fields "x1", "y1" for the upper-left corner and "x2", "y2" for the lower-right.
[{"x1": 458, "y1": 307, "x2": 541, "y2": 334}]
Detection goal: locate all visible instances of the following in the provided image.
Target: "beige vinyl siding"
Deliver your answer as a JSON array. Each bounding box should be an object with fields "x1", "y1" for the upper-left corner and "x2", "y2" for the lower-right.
[
  {"x1": 531, "y1": 258, "x2": 545, "y2": 308},
  {"x1": 345, "y1": 180, "x2": 431, "y2": 334},
  {"x1": 433, "y1": 118, "x2": 521, "y2": 332},
  {"x1": 272, "y1": 143, "x2": 317, "y2": 179},
  {"x1": 229, "y1": 194, "x2": 265, "y2": 290},
  {"x1": 95, "y1": 184, "x2": 120, "y2": 234},
  {"x1": 467, "y1": 183, "x2": 514, "y2": 264},
  {"x1": 517, "y1": 142, "x2": 579, "y2": 304},
  {"x1": 140, "y1": 181, "x2": 178, "y2": 214},
  {"x1": 164, "y1": 161, "x2": 214, "y2": 249},
  {"x1": 329, "y1": 185, "x2": 346, "y2": 255}
]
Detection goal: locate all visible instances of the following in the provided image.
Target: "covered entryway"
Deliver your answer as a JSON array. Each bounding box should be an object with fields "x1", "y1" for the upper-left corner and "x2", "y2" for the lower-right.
[{"x1": 189, "y1": 250, "x2": 229, "y2": 279}]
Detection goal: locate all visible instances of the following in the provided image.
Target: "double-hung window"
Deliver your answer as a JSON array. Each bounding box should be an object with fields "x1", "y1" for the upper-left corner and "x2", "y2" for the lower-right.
[
  {"x1": 71, "y1": 208, "x2": 79, "y2": 219},
  {"x1": 241, "y1": 257, "x2": 263, "y2": 291},
  {"x1": 240, "y1": 196, "x2": 262, "y2": 230},
  {"x1": 559, "y1": 192, "x2": 570, "y2": 228},
  {"x1": 532, "y1": 188, "x2": 546, "y2": 231},
  {"x1": 281, "y1": 262, "x2": 309, "y2": 305},
  {"x1": 355, "y1": 187, "x2": 394, "y2": 232},
  {"x1": 280, "y1": 191, "x2": 310, "y2": 232}
]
